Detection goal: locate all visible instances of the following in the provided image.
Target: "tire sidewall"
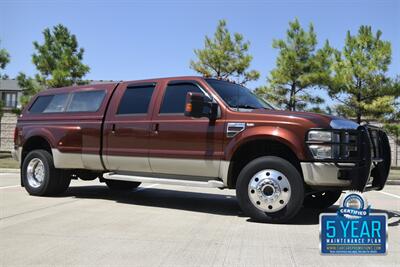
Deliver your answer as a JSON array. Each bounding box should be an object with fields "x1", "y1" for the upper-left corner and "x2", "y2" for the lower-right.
[
  {"x1": 22, "y1": 150, "x2": 52, "y2": 195},
  {"x1": 236, "y1": 156, "x2": 304, "y2": 223}
]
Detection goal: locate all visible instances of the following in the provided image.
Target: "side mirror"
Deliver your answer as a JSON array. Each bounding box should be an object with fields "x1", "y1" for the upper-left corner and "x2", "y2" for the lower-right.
[{"x1": 184, "y1": 92, "x2": 218, "y2": 119}]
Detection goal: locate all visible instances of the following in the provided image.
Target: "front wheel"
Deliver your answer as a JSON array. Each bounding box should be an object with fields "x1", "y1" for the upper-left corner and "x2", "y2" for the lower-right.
[
  {"x1": 236, "y1": 156, "x2": 304, "y2": 223},
  {"x1": 303, "y1": 191, "x2": 342, "y2": 209}
]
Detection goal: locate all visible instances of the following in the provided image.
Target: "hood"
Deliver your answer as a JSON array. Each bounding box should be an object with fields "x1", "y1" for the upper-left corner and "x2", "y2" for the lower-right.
[{"x1": 243, "y1": 109, "x2": 359, "y2": 129}]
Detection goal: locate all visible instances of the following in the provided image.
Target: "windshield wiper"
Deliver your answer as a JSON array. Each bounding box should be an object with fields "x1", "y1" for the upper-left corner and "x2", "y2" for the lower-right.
[{"x1": 233, "y1": 104, "x2": 261, "y2": 109}]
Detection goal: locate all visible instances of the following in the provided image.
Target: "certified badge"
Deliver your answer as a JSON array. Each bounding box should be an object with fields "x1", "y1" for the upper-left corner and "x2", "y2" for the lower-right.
[{"x1": 320, "y1": 191, "x2": 387, "y2": 255}]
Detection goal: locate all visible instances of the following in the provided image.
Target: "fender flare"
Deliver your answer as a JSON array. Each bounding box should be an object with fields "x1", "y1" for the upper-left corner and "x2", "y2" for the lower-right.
[
  {"x1": 22, "y1": 128, "x2": 55, "y2": 151},
  {"x1": 225, "y1": 126, "x2": 307, "y2": 161}
]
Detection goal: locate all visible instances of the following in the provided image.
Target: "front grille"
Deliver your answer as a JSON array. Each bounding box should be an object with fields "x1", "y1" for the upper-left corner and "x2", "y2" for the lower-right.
[
  {"x1": 305, "y1": 129, "x2": 361, "y2": 162},
  {"x1": 306, "y1": 126, "x2": 388, "y2": 164}
]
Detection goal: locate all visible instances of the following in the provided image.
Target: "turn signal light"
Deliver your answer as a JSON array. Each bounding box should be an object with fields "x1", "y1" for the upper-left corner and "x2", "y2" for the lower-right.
[{"x1": 185, "y1": 103, "x2": 192, "y2": 113}]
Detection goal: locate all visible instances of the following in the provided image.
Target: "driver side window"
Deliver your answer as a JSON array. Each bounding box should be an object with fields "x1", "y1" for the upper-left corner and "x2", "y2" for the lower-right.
[{"x1": 159, "y1": 83, "x2": 203, "y2": 114}]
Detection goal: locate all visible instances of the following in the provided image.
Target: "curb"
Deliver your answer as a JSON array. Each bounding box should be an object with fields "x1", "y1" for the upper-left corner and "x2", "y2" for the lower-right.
[
  {"x1": 0, "y1": 168, "x2": 20, "y2": 173},
  {"x1": 386, "y1": 180, "x2": 400, "y2": 185}
]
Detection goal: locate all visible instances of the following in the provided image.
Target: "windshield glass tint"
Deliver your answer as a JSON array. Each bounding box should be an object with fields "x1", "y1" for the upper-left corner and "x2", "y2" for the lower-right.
[{"x1": 205, "y1": 79, "x2": 273, "y2": 110}]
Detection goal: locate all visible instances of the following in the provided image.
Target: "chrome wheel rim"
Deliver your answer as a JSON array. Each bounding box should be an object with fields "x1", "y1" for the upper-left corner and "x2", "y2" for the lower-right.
[
  {"x1": 248, "y1": 169, "x2": 291, "y2": 213},
  {"x1": 27, "y1": 158, "x2": 45, "y2": 188}
]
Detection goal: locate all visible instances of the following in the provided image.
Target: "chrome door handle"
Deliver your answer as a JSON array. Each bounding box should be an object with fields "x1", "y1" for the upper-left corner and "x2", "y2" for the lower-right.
[{"x1": 152, "y1": 123, "x2": 159, "y2": 135}]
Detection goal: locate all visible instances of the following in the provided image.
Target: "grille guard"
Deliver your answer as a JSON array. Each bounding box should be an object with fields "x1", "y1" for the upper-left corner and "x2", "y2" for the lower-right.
[{"x1": 305, "y1": 125, "x2": 391, "y2": 191}]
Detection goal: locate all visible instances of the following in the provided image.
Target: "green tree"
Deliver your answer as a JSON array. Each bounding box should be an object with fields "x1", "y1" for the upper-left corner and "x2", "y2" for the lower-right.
[
  {"x1": 190, "y1": 20, "x2": 259, "y2": 85},
  {"x1": 383, "y1": 95, "x2": 400, "y2": 144},
  {"x1": 327, "y1": 26, "x2": 399, "y2": 123},
  {"x1": 17, "y1": 24, "x2": 90, "y2": 107},
  {"x1": 0, "y1": 40, "x2": 10, "y2": 118},
  {"x1": 256, "y1": 19, "x2": 333, "y2": 111},
  {"x1": 0, "y1": 40, "x2": 10, "y2": 79}
]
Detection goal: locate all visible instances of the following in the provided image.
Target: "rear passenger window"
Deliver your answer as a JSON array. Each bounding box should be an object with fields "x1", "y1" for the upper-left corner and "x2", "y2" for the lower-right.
[
  {"x1": 67, "y1": 90, "x2": 106, "y2": 112},
  {"x1": 160, "y1": 83, "x2": 203, "y2": 114},
  {"x1": 43, "y1": 94, "x2": 69, "y2": 113},
  {"x1": 117, "y1": 85, "x2": 155, "y2": 114},
  {"x1": 29, "y1": 95, "x2": 54, "y2": 113},
  {"x1": 29, "y1": 94, "x2": 69, "y2": 113}
]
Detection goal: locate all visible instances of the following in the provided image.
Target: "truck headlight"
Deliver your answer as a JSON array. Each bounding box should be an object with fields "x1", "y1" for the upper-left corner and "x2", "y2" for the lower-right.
[
  {"x1": 306, "y1": 129, "x2": 359, "y2": 160},
  {"x1": 306, "y1": 130, "x2": 339, "y2": 159},
  {"x1": 309, "y1": 145, "x2": 332, "y2": 159},
  {"x1": 308, "y1": 130, "x2": 332, "y2": 142}
]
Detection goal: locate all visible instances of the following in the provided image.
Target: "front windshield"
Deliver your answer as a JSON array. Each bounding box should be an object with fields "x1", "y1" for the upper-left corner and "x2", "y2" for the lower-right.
[{"x1": 205, "y1": 79, "x2": 274, "y2": 110}]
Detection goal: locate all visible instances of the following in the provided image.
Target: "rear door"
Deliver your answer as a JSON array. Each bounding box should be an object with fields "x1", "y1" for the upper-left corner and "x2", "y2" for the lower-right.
[
  {"x1": 103, "y1": 82, "x2": 158, "y2": 172},
  {"x1": 148, "y1": 79, "x2": 225, "y2": 178}
]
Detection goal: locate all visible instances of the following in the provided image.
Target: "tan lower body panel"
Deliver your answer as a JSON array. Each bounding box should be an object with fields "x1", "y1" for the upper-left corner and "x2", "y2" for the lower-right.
[
  {"x1": 149, "y1": 157, "x2": 220, "y2": 178},
  {"x1": 51, "y1": 149, "x2": 231, "y2": 186}
]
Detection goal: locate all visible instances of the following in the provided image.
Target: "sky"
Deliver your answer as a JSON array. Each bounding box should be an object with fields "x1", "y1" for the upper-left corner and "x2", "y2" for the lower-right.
[{"x1": 1, "y1": 0, "x2": 399, "y2": 106}]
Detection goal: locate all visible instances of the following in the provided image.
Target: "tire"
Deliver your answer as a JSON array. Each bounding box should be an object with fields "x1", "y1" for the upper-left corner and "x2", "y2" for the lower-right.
[
  {"x1": 21, "y1": 149, "x2": 71, "y2": 196},
  {"x1": 303, "y1": 190, "x2": 342, "y2": 209},
  {"x1": 105, "y1": 180, "x2": 141, "y2": 191},
  {"x1": 236, "y1": 156, "x2": 304, "y2": 223}
]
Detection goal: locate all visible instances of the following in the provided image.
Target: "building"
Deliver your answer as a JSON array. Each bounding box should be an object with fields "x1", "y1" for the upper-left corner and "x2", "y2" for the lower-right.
[
  {"x1": 0, "y1": 78, "x2": 399, "y2": 166},
  {"x1": 0, "y1": 79, "x2": 21, "y2": 152},
  {"x1": 0, "y1": 79, "x2": 22, "y2": 110}
]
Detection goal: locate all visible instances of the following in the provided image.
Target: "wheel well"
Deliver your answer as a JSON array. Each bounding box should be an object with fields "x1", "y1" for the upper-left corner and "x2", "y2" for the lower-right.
[
  {"x1": 227, "y1": 139, "x2": 302, "y2": 189},
  {"x1": 22, "y1": 136, "x2": 52, "y2": 164}
]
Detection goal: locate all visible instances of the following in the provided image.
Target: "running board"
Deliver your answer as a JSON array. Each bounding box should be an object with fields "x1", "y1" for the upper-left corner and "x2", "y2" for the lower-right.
[{"x1": 103, "y1": 172, "x2": 225, "y2": 188}]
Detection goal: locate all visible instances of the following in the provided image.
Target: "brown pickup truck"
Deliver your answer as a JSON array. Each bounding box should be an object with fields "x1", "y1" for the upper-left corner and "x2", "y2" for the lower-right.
[{"x1": 12, "y1": 76, "x2": 391, "y2": 223}]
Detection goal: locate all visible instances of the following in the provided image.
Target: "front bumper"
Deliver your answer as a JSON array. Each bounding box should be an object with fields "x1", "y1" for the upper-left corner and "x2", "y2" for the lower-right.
[{"x1": 301, "y1": 126, "x2": 391, "y2": 191}]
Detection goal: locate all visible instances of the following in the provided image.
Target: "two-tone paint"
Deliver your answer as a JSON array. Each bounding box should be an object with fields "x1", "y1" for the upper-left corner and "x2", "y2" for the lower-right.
[{"x1": 14, "y1": 76, "x2": 349, "y2": 188}]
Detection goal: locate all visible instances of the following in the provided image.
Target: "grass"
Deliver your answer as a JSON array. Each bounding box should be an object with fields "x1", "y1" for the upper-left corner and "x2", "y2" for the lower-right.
[
  {"x1": 0, "y1": 152, "x2": 399, "y2": 180},
  {"x1": 389, "y1": 168, "x2": 400, "y2": 180},
  {"x1": 0, "y1": 152, "x2": 19, "y2": 169}
]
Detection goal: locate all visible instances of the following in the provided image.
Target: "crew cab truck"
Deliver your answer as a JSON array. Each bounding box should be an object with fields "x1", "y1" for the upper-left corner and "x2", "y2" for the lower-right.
[{"x1": 12, "y1": 76, "x2": 391, "y2": 223}]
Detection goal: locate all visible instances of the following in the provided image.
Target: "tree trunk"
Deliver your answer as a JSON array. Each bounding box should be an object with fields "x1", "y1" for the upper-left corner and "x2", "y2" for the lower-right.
[
  {"x1": 356, "y1": 113, "x2": 361, "y2": 124},
  {"x1": 289, "y1": 82, "x2": 296, "y2": 111},
  {"x1": 356, "y1": 80, "x2": 362, "y2": 124}
]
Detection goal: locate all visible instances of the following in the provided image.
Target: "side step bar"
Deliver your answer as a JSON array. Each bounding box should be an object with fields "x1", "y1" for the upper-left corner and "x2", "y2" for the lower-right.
[{"x1": 103, "y1": 172, "x2": 225, "y2": 189}]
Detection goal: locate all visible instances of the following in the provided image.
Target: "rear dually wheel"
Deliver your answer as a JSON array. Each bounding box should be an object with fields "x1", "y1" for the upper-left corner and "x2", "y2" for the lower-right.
[{"x1": 22, "y1": 149, "x2": 71, "y2": 196}]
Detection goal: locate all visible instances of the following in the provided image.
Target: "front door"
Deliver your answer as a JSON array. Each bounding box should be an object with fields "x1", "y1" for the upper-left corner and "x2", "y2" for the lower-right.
[
  {"x1": 148, "y1": 80, "x2": 225, "y2": 178},
  {"x1": 103, "y1": 82, "x2": 158, "y2": 173}
]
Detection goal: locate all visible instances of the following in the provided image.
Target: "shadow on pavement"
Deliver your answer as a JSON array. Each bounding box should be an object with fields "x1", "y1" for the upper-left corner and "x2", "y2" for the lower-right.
[
  {"x1": 372, "y1": 208, "x2": 400, "y2": 227},
  {"x1": 64, "y1": 185, "x2": 241, "y2": 217},
  {"x1": 61, "y1": 185, "x2": 399, "y2": 226}
]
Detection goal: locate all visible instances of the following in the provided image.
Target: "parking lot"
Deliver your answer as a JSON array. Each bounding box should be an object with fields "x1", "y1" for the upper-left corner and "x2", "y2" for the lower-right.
[{"x1": 0, "y1": 172, "x2": 399, "y2": 266}]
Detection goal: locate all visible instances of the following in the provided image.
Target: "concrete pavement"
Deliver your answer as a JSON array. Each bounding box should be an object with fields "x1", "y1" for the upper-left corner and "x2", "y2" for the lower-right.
[{"x1": 0, "y1": 172, "x2": 399, "y2": 266}]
